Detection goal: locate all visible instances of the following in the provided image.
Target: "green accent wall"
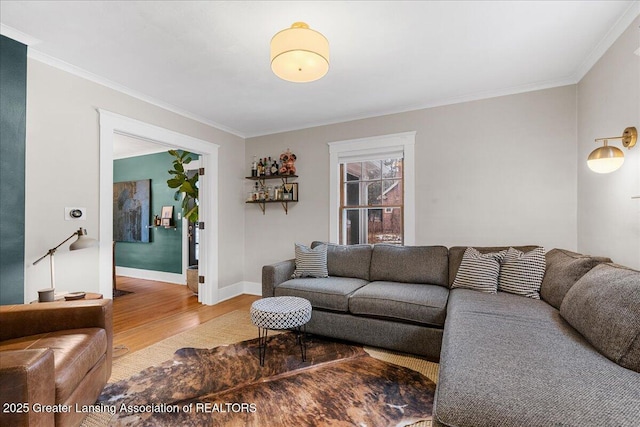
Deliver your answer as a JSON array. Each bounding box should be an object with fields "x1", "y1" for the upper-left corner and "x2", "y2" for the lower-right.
[
  {"x1": 0, "y1": 36, "x2": 27, "y2": 305},
  {"x1": 114, "y1": 152, "x2": 189, "y2": 274}
]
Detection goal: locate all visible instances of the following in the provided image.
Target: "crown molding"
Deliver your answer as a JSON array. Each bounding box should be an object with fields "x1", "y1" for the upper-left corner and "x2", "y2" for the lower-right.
[
  {"x1": 571, "y1": 1, "x2": 640, "y2": 82},
  {"x1": 27, "y1": 49, "x2": 246, "y2": 138},
  {"x1": 246, "y1": 77, "x2": 576, "y2": 138},
  {"x1": 0, "y1": 24, "x2": 41, "y2": 45}
]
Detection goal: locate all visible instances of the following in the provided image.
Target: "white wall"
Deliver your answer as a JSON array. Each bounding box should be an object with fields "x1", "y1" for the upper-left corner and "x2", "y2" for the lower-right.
[
  {"x1": 244, "y1": 85, "x2": 578, "y2": 283},
  {"x1": 24, "y1": 59, "x2": 246, "y2": 302},
  {"x1": 577, "y1": 16, "x2": 640, "y2": 269}
]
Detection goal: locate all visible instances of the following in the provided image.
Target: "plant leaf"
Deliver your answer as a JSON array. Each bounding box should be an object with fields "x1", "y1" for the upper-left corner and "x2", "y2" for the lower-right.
[
  {"x1": 185, "y1": 205, "x2": 198, "y2": 221},
  {"x1": 167, "y1": 178, "x2": 182, "y2": 188}
]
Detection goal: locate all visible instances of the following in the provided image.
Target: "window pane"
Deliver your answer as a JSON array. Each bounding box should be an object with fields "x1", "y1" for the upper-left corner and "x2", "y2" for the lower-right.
[
  {"x1": 345, "y1": 163, "x2": 361, "y2": 181},
  {"x1": 344, "y1": 209, "x2": 361, "y2": 245},
  {"x1": 382, "y1": 158, "x2": 402, "y2": 179},
  {"x1": 368, "y1": 207, "x2": 403, "y2": 244},
  {"x1": 344, "y1": 182, "x2": 360, "y2": 206},
  {"x1": 366, "y1": 181, "x2": 382, "y2": 205},
  {"x1": 382, "y1": 179, "x2": 403, "y2": 205},
  {"x1": 363, "y1": 160, "x2": 381, "y2": 180}
]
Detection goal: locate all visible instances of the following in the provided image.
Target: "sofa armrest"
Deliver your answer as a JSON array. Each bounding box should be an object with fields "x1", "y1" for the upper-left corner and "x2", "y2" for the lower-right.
[
  {"x1": 0, "y1": 349, "x2": 55, "y2": 427},
  {"x1": 262, "y1": 259, "x2": 296, "y2": 297}
]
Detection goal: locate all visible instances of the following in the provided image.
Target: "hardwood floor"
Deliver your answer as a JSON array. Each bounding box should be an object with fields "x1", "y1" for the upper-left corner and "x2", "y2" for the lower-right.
[{"x1": 112, "y1": 276, "x2": 260, "y2": 354}]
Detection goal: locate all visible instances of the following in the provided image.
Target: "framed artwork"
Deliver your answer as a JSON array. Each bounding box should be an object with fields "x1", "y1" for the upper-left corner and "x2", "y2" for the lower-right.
[
  {"x1": 161, "y1": 206, "x2": 173, "y2": 219},
  {"x1": 161, "y1": 206, "x2": 173, "y2": 227},
  {"x1": 283, "y1": 183, "x2": 298, "y2": 201},
  {"x1": 113, "y1": 180, "x2": 151, "y2": 242}
]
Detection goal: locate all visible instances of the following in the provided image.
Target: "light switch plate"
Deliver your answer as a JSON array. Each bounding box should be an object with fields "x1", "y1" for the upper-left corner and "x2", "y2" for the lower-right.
[{"x1": 65, "y1": 207, "x2": 87, "y2": 221}]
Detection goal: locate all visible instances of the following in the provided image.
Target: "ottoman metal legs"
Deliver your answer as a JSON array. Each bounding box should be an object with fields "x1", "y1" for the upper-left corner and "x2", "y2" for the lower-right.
[{"x1": 256, "y1": 324, "x2": 307, "y2": 366}]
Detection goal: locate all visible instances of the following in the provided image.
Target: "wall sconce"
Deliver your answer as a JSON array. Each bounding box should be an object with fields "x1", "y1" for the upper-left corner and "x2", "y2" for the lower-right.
[{"x1": 587, "y1": 127, "x2": 637, "y2": 173}]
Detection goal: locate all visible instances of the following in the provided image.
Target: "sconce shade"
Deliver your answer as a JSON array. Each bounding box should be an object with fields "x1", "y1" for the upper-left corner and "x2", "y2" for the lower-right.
[
  {"x1": 587, "y1": 143, "x2": 625, "y2": 174},
  {"x1": 587, "y1": 127, "x2": 637, "y2": 174},
  {"x1": 271, "y1": 22, "x2": 329, "y2": 83}
]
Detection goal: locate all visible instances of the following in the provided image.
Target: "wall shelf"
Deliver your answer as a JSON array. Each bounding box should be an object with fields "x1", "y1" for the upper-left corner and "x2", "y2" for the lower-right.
[
  {"x1": 246, "y1": 175, "x2": 298, "y2": 215},
  {"x1": 147, "y1": 225, "x2": 177, "y2": 231}
]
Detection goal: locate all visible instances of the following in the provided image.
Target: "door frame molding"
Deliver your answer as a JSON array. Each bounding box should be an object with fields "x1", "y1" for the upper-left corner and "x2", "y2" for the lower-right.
[{"x1": 98, "y1": 110, "x2": 220, "y2": 305}]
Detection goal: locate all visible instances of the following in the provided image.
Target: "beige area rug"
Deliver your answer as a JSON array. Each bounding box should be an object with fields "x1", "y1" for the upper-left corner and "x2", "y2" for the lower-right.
[{"x1": 82, "y1": 310, "x2": 439, "y2": 427}]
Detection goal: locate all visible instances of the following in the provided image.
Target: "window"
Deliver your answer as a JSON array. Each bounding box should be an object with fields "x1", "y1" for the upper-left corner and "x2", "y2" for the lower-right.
[
  {"x1": 328, "y1": 132, "x2": 415, "y2": 245},
  {"x1": 340, "y1": 158, "x2": 403, "y2": 244}
]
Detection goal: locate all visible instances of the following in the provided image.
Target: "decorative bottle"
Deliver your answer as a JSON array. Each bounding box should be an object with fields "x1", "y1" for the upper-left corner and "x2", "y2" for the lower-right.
[
  {"x1": 265, "y1": 157, "x2": 272, "y2": 176},
  {"x1": 258, "y1": 158, "x2": 264, "y2": 176}
]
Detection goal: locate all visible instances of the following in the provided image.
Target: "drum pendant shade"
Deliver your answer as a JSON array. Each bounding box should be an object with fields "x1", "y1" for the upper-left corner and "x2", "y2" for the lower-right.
[{"x1": 271, "y1": 22, "x2": 329, "y2": 83}]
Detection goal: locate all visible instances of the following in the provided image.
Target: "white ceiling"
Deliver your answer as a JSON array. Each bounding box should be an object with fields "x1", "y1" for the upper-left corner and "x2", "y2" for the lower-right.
[{"x1": 1, "y1": 1, "x2": 638, "y2": 138}]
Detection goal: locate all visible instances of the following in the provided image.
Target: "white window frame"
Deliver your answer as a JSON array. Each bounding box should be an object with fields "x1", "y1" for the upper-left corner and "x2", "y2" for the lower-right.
[{"x1": 328, "y1": 131, "x2": 416, "y2": 245}]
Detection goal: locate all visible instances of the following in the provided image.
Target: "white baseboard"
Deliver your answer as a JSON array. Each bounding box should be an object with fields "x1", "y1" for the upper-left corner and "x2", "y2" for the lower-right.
[
  {"x1": 218, "y1": 281, "x2": 262, "y2": 303},
  {"x1": 115, "y1": 267, "x2": 185, "y2": 285},
  {"x1": 243, "y1": 281, "x2": 262, "y2": 296}
]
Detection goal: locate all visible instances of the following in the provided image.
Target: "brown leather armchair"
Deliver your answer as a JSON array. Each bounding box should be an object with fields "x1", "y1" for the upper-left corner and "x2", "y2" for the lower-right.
[{"x1": 0, "y1": 299, "x2": 113, "y2": 427}]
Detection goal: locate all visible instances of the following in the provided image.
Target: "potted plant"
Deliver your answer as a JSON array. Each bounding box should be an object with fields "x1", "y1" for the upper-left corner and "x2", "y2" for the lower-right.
[
  {"x1": 167, "y1": 150, "x2": 199, "y2": 293},
  {"x1": 167, "y1": 150, "x2": 198, "y2": 223}
]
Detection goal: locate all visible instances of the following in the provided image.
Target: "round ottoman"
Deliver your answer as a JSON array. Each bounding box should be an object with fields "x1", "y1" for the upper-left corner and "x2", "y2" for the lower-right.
[{"x1": 250, "y1": 296, "x2": 312, "y2": 366}]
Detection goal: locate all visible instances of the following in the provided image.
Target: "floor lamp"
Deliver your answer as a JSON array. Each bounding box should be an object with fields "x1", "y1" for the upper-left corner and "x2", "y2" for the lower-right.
[{"x1": 33, "y1": 227, "x2": 98, "y2": 301}]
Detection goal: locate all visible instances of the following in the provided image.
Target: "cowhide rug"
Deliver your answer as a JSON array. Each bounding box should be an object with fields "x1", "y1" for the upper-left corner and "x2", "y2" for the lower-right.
[{"x1": 98, "y1": 333, "x2": 435, "y2": 426}]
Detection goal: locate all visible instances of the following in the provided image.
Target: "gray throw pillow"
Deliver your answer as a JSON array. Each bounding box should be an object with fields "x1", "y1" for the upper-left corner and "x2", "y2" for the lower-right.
[
  {"x1": 560, "y1": 263, "x2": 640, "y2": 373},
  {"x1": 292, "y1": 243, "x2": 328, "y2": 278},
  {"x1": 452, "y1": 247, "x2": 506, "y2": 293},
  {"x1": 540, "y1": 248, "x2": 611, "y2": 309}
]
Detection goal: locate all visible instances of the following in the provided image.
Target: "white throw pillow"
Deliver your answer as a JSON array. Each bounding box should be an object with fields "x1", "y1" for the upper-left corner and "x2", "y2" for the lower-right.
[
  {"x1": 292, "y1": 243, "x2": 329, "y2": 278},
  {"x1": 452, "y1": 247, "x2": 507, "y2": 293},
  {"x1": 498, "y1": 247, "x2": 546, "y2": 299}
]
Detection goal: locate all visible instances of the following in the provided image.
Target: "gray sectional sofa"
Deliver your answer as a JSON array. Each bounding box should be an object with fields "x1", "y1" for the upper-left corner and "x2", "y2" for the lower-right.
[{"x1": 262, "y1": 243, "x2": 640, "y2": 427}]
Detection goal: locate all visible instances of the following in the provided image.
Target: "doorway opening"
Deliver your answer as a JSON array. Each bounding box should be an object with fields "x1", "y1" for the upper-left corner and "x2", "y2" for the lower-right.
[
  {"x1": 112, "y1": 134, "x2": 200, "y2": 288},
  {"x1": 98, "y1": 110, "x2": 220, "y2": 305}
]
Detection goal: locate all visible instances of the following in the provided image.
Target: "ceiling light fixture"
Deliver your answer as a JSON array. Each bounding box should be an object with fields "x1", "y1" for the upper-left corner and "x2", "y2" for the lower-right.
[
  {"x1": 587, "y1": 127, "x2": 637, "y2": 174},
  {"x1": 270, "y1": 22, "x2": 329, "y2": 83}
]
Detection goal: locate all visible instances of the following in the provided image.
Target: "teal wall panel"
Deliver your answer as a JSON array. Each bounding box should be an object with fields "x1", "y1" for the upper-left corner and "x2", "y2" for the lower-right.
[
  {"x1": 113, "y1": 152, "x2": 189, "y2": 274},
  {"x1": 0, "y1": 36, "x2": 27, "y2": 305}
]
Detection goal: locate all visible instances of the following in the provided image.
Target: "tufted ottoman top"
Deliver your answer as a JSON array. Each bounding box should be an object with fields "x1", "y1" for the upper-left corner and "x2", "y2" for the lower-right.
[{"x1": 250, "y1": 296, "x2": 312, "y2": 330}]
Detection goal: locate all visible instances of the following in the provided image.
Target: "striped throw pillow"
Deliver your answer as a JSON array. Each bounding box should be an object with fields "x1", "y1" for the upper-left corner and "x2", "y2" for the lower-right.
[
  {"x1": 452, "y1": 247, "x2": 507, "y2": 293},
  {"x1": 292, "y1": 243, "x2": 329, "y2": 278},
  {"x1": 498, "y1": 247, "x2": 546, "y2": 299}
]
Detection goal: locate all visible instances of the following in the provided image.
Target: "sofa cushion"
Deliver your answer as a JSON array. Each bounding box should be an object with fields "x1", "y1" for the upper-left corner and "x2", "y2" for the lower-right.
[
  {"x1": 292, "y1": 243, "x2": 328, "y2": 278},
  {"x1": 540, "y1": 248, "x2": 611, "y2": 309},
  {"x1": 311, "y1": 241, "x2": 372, "y2": 280},
  {"x1": 448, "y1": 245, "x2": 538, "y2": 287},
  {"x1": 497, "y1": 247, "x2": 546, "y2": 299},
  {"x1": 560, "y1": 263, "x2": 640, "y2": 373},
  {"x1": 349, "y1": 281, "x2": 449, "y2": 327},
  {"x1": 0, "y1": 328, "x2": 108, "y2": 403},
  {"x1": 451, "y1": 247, "x2": 506, "y2": 293},
  {"x1": 435, "y1": 288, "x2": 640, "y2": 427},
  {"x1": 274, "y1": 277, "x2": 368, "y2": 312},
  {"x1": 369, "y1": 244, "x2": 449, "y2": 286}
]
